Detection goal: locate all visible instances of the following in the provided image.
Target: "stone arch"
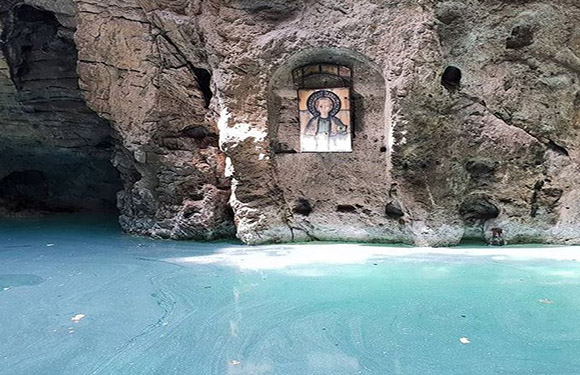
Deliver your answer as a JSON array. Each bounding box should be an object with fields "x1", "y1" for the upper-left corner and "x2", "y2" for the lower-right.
[{"x1": 267, "y1": 48, "x2": 394, "y2": 241}]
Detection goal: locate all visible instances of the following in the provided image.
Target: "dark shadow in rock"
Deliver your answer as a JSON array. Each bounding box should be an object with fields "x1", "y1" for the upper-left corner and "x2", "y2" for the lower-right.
[
  {"x1": 385, "y1": 201, "x2": 404, "y2": 219},
  {"x1": 293, "y1": 199, "x2": 312, "y2": 216},
  {"x1": 506, "y1": 24, "x2": 534, "y2": 49},
  {"x1": 441, "y1": 66, "x2": 461, "y2": 90},
  {"x1": 192, "y1": 68, "x2": 212, "y2": 108},
  {"x1": 459, "y1": 194, "x2": 499, "y2": 223},
  {"x1": 465, "y1": 158, "x2": 498, "y2": 179},
  {"x1": 0, "y1": 5, "x2": 123, "y2": 215},
  {"x1": 336, "y1": 204, "x2": 356, "y2": 213},
  {"x1": 0, "y1": 171, "x2": 48, "y2": 211}
]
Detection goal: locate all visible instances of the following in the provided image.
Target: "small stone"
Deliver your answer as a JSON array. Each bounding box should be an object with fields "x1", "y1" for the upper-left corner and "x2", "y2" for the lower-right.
[{"x1": 134, "y1": 149, "x2": 147, "y2": 163}]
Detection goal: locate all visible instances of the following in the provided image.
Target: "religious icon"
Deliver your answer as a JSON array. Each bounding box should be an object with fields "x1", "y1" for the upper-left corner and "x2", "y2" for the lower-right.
[{"x1": 298, "y1": 88, "x2": 351, "y2": 152}]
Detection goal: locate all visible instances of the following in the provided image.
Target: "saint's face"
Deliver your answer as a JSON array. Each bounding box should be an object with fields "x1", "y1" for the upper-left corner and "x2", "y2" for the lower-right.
[{"x1": 316, "y1": 98, "x2": 333, "y2": 118}]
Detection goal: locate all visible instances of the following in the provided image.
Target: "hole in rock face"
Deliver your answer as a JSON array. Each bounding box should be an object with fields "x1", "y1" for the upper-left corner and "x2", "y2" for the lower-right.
[
  {"x1": 465, "y1": 158, "x2": 498, "y2": 179},
  {"x1": 2, "y1": 5, "x2": 68, "y2": 92},
  {"x1": 336, "y1": 204, "x2": 357, "y2": 213},
  {"x1": 506, "y1": 24, "x2": 534, "y2": 49},
  {"x1": 441, "y1": 66, "x2": 462, "y2": 90},
  {"x1": 385, "y1": 201, "x2": 404, "y2": 219},
  {"x1": 293, "y1": 199, "x2": 312, "y2": 216},
  {"x1": 183, "y1": 206, "x2": 201, "y2": 219},
  {"x1": 193, "y1": 68, "x2": 212, "y2": 108},
  {"x1": 546, "y1": 140, "x2": 569, "y2": 157},
  {"x1": 13, "y1": 5, "x2": 53, "y2": 22}
]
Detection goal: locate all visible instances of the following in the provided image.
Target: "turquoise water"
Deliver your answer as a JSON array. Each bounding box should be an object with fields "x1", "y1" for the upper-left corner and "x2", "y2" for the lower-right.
[{"x1": 2, "y1": 217, "x2": 580, "y2": 374}]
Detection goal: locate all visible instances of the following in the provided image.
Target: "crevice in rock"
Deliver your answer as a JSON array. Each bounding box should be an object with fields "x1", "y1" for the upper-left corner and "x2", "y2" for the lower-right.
[
  {"x1": 530, "y1": 179, "x2": 543, "y2": 217},
  {"x1": 546, "y1": 140, "x2": 569, "y2": 157},
  {"x1": 385, "y1": 200, "x2": 404, "y2": 219},
  {"x1": 289, "y1": 225, "x2": 320, "y2": 242},
  {"x1": 467, "y1": 93, "x2": 572, "y2": 159},
  {"x1": 529, "y1": 178, "x2": 563, "y2": 218},
  {"x1": 459, "y1": 194, "x2": 499, "y2": 223},
  {"x1": 192, "y1": 67, "x2": 212, "y2": 108},
  {"x1": 158, "y1": 34, "x2": 213, "y2": 108}
]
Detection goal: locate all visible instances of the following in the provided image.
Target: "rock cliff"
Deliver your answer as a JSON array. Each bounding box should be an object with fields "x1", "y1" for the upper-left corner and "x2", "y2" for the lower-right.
[{"x1": 1, "y1": 0, "x2": 579, "y2": 246}]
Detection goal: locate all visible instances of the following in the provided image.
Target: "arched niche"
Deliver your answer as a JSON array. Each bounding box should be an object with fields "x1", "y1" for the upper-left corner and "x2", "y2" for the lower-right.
[{"x1": 267, "y1": 48, "x2": 391, "y2": 240}]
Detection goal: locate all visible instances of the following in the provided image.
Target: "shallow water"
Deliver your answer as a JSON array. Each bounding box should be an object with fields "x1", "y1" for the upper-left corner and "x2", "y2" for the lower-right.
[{"x1": 1, "y1": 217, "x2": 580, "y2": 374}]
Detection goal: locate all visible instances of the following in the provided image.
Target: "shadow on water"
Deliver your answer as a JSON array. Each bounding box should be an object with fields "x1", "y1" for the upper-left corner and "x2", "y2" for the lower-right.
[
  {"x1": 0, "y1": 214, "x2": 242, "y2": 261},
  {"x1": 0, "y1": 274, "x2": 44, "y2": 289}
]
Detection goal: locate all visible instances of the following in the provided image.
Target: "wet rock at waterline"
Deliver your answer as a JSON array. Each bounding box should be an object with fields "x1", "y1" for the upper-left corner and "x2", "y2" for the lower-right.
[{"x1": 0, "y1": 0, "x2": 579, "y2": 246}]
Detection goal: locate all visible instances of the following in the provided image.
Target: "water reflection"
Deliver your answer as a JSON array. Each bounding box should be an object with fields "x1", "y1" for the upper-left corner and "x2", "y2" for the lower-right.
[{"x1": 165, "y1": 243, "x2": 580, "y2": 271}]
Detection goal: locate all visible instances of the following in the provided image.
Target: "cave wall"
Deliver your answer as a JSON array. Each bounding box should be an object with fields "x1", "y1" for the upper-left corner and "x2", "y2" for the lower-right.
[
  {"x1": 0, "y1": 3, "x2": 121, "y2": 214},
  {"x1": 2, "y1": 0, "x2": 579, "y2": 246},
  {"x1": 73, "y1": 0, "x2": 235, "y2": 239}
]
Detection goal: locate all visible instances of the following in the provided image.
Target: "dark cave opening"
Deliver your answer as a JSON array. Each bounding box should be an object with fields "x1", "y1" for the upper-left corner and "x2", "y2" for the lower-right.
[
  {"x1": 441, "y1": 66, "x2": 462, "y2": 90},
  {"x1": 0, "y1": 171, "x2": 48, "y2": 212},
  {"x1": 193, "y1": 68, "x2": 213, "y2": 108},
  {"x1": 0, "y1": 5, "x2": 122, "y2": 215}
]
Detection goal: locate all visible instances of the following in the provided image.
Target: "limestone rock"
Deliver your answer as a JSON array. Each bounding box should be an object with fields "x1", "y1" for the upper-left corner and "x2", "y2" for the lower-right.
[{"x1": 1, "y1": 0, "x2": 580, "y2": 246}]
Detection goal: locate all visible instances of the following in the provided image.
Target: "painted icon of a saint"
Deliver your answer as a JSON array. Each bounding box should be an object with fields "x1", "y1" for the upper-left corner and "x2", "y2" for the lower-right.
[{"x1": 299, "y1": 88, "x2": 351, "y2": 152}]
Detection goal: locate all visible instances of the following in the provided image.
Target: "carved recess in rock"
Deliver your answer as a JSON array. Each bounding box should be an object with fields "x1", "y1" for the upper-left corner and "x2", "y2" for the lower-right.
[
  {"x1": 268, "y1": 48, "x2": 398, "y2": 242},
  {"x1": 0, "y1": 4, "x2": 122, "y2": 214}
]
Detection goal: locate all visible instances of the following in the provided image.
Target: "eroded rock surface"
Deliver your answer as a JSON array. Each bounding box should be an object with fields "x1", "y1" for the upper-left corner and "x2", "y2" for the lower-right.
[{"x1": 1, "y1": 0, "x2": 579, "y2": 245}]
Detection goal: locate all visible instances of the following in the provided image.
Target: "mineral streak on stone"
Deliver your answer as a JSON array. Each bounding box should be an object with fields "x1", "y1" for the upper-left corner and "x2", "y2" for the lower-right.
[{"x1": 1, "y1": 0, "x2": 580, "y2": 246}]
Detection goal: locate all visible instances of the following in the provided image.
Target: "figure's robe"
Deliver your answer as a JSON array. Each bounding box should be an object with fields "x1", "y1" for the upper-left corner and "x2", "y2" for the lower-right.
[
  {"x1": 302, "y1": 115, "x2": 349, "y2": 152},
  {"x1": 304, "y1": 116, "x2": 347, "y2": 136}
]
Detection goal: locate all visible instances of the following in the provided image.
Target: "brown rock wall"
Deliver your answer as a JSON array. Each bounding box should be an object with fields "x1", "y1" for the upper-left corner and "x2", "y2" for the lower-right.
[{"x1": 2, "y1": 0, "x2": 579, "y2": 245}]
